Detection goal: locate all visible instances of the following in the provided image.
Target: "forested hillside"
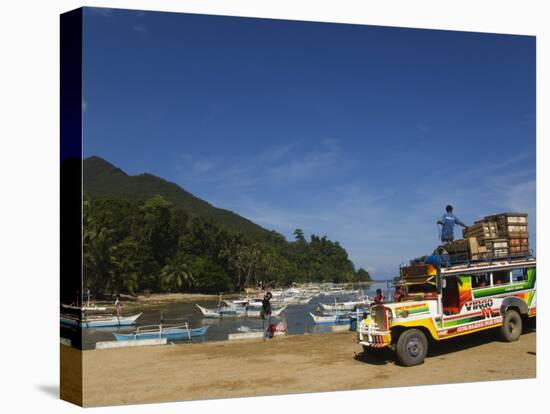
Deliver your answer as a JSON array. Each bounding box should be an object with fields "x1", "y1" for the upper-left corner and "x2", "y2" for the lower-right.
[{"x1": 83, "y1": 157, "x2": 371, "y2": 296}]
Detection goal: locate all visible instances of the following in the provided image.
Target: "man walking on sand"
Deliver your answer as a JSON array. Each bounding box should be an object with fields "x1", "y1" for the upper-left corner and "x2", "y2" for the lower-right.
[
  {"x1": 437, "y1": 205, "x2": 467, "y2": 244},
  {"x1": 261, "y1": 292, "x2": 273, "y2": 340},
  {"x1": 115, "y1": 294, "x2": 122, "y2": 317}
]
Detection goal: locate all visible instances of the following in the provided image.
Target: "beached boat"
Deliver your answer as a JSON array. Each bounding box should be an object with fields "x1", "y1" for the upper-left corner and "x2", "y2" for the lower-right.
[
  {"x1": 309, "y1": 312, "x2": 351, "y2": 325},
  {"x1": 282, "y1": 295, "x2": 313, "y2": 305},
  {"x1": 61, "y1": 304, "x2": 108, "y2": 312},
  {"x1": 60, "y1": 313, "x2": 142, "y2": 328},
  {"x1": 223, "y1": 298, "x2": 263, "y2": 308},
  {"x1": 320, "y1": 298, "x2": 371, "y2": 312},
  {"x1": 112, "y1": 324, "x2": 209, "y2": 341},
  {"x1": 196, "y1": 304, "x2": 287, "y2": 318},
  {"x1": 319, "y1": 287, "x2": 345, "y2": 296}
]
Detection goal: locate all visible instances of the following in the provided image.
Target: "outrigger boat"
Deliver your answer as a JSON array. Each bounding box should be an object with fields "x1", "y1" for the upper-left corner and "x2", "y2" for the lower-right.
[
  {"x1": 281, "y1": 295, "x2": 313, "y2": 305},
  {"x1": 60, "y1": 313, "x2": 143, "y2": 328},
  {"x1": 309, "y1": 312, "x2": 351, "y2": 325},
  {"x1": 196, "y1": 304, "x2": 287, "y2": 318},
  {"x1": 223, "y1": 298, "x2": 263, "y2": 308},
  {"x1": 320, "y1": 298, "x2": 372, "y2": 312},
  {"x1": 113, "y1": 324, "x2": 209, "y2": 341},
  {"x1": 61, "y1": 304, "x2": 108, "y2": 312}
]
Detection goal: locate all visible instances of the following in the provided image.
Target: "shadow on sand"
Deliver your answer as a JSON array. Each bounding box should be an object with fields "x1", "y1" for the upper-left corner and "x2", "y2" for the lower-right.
[{"x1": 354, "y1": 326, "x2": 536, "y2": 366}]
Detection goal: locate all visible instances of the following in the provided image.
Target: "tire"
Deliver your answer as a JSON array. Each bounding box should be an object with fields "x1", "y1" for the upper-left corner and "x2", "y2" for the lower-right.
[
  {"x1": 500, "y1": 310, "x2": 522, "y2": 342},
  {"x1": 395, "y1": 329, "x2": 428, "y2": 366}
]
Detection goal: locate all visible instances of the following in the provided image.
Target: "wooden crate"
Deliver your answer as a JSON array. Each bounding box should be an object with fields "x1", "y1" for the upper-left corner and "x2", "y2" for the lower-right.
[
  {"x1": 488, "y1": 213, "x2": 528, "y2": 238},
  {"x1": 509, "y1": 238, "x2": 530, "y2": 247},
  {"x1": 485, "y1": 238, "x2": 509, "y2": 258},
  {"x1": 485, "y1": 212, "x2": 528, "y2": 224},
  {"x1": 486, "y1": 239, "x2": 509, "y2": 249},
  {"x1": 462, "y1": 221, "x2": 499, "y2": 241},
  {"x1": 487, "y1": 248, "x2": 510, "y2": 258},
  {"x1": 510, "y1": 246, "x2": 530, "y2": 255}
]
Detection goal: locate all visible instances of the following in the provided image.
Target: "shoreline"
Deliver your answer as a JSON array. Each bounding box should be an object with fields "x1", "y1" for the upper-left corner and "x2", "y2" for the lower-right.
[
  {"x1": 87, "y1": 292, "x2": 241, "y2": 311},
  {"x1": 65, "y1": 329, "x2": 536, "y2": 407},
  {"x1": 84, "y1": 283, "x2": 378, "y2": 311}
]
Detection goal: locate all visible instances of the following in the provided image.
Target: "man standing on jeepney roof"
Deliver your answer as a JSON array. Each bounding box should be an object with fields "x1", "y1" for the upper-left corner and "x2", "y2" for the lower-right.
[{"x1": 437, "y1": 205, "x2": 467, "y2": 243}]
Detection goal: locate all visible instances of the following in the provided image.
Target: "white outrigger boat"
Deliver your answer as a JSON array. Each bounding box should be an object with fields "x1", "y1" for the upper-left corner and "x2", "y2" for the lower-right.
[
  {"x1": 281, "y1": 295, "x2": 313, "y2": 305},
  {"x1": 309, "y1": 312, "x2": 351, "y2": 325},
  {"x1": 223, "y1": 298, "x2": 263, "y2": 308},
  {"x1": 196, "y1": 304, "x2": 287, "y2": 318},
  {"x1": 60, "y1": 312, "x2": 143, "y2": 328},
  {"x1": 320, "y1": 298, "x2": 372, "y2": 312},
  {"x1": 61, "y1": 304, "x2": 107, "y2": 312}
]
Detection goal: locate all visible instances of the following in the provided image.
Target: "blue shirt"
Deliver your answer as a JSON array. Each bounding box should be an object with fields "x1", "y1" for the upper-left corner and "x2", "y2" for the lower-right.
[{"x1": 440, "y1": 213, "x2": 464, "y2": 241}]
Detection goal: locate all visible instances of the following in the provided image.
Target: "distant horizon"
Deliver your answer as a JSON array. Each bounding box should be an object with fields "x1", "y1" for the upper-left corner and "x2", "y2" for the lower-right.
[{"x1": 82, "y1": 8, "x2": 536, "y2": 278}]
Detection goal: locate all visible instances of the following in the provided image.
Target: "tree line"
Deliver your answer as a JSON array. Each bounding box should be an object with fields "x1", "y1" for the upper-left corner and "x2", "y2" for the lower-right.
[{"x1": 83, "y1": 194, "x2": 372, "y2": 296}]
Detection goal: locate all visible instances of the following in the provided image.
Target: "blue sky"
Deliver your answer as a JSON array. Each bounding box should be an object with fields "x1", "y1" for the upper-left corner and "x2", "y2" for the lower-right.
[{"x1": 82, "y1": 8, "x2": 536, "y2": 279}]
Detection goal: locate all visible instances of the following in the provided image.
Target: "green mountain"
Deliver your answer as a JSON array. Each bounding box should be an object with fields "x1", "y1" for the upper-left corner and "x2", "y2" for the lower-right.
[{"x1": 83, "y1": 156, "x2": 271, "y2": 239}]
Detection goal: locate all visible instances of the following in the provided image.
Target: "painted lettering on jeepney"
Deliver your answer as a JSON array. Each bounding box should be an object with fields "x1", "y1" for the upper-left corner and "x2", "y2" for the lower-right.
[
  {"x1": 394, "y1": 303, "x2": 428, "y2": 312},
  {"x1": 464, "y1": 298, "x2": 493, "y2": 312},
  {"x1": 456, "y1": 318, "x2": 500, "y2": 332}
]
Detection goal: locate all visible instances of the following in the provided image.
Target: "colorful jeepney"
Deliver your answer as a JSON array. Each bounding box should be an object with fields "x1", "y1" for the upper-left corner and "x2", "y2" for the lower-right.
[{"x1": 358, "y1": 256, "x2": 536, "y2": 366}]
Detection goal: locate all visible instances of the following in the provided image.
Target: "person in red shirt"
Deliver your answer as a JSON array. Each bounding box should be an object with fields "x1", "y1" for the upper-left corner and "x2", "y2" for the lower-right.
[
  {"x1": 374, "y1": 289, "x2": 386, "y2": 304},
  {"x1": 393, "y1": 285, "x2": 405, "y2": 302}
]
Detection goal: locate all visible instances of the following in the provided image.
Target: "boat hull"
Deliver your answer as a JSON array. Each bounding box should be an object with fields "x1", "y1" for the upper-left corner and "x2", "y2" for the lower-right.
[
  {"x1": 309, "y1": 312, "x2": 351, "y2": 325},
  {"x1": 196, "y1": 304, "x2": 287, "y2": 318},
  {"x1": 60, "y1": 313, "x2": 142, "y2": 328},
  {"x1": 113, "y1": 326, "x2": 209, "y2": 341}
]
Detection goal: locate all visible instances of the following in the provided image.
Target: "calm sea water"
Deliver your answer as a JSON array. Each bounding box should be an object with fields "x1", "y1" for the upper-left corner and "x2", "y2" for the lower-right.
[{"x1": 63, "y1": 282, "x2": 389, "y2": 350}]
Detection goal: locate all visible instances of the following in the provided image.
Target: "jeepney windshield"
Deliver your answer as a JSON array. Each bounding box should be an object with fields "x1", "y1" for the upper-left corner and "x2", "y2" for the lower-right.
[{"x1": 404, "y1": 282, "x2": 438, "y2": 300}]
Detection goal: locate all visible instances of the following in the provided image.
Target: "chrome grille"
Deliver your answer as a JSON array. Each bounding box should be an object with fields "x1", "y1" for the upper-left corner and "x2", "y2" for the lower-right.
[{"x1": 371, "y1": 305, "x2": 388, "y2": 331}]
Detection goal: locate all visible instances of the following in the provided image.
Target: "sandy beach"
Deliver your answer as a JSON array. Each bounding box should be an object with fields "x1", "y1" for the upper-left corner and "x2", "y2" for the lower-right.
[{"x1": 62, "y1": 328, "x2": 536, "y2": 407}]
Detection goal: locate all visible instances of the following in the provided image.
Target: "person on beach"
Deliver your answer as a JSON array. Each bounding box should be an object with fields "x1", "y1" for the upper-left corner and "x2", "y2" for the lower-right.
[
  {"x1": 437, "y1": 205, "x2": 467, "y2": 244},
  {"x1": 115, "y1": 294, "x2": 122, "y2": 317},
  {"x1": 393, "y1": 285, "x2": 405, "y2": 302},
  {"x1": 374, "y1": 289, "x2": 385, "y2": 304},
  {"x1": 261, "y1": 292, "x2": 273, "y2": 340}
]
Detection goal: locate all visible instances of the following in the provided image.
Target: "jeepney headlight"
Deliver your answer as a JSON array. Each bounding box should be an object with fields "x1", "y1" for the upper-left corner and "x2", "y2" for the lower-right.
[{"x1": 399, "y1": 310, "x2": 409, "y2": 318}]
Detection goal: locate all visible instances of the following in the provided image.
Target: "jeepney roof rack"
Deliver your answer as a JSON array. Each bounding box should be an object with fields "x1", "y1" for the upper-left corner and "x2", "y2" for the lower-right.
[{"x1": 439, "y1": 250, "x2": 535, "y2": 269}]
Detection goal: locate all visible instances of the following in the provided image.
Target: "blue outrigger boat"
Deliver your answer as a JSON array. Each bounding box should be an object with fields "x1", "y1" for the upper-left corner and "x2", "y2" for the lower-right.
[{"x1": 112, "y1": 324, "x2": 209, "y2": 341}]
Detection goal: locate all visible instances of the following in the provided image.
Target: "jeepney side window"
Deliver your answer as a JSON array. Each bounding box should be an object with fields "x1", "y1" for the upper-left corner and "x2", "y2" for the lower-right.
[
  {"x1": 511, "y1": 268, "x2": 527, "y2": 283},
  {"x1": 493, "y1": 270, "x2": 510, "y2": 285},
  {"x1": 472, "y1": 273, "x2": 489, "y2": 288}
]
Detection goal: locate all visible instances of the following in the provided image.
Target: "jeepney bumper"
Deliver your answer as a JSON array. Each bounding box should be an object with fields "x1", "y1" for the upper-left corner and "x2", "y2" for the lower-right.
[{"x1": 357, "y1": 323, "x2": 392, "y2": 348}]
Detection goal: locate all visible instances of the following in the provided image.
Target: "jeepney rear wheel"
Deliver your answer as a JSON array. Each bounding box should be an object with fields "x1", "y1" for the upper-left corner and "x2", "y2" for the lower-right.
[
  {"x1": 395, "y1": 329, "x2": 428, "y2": 367},
  {"x1": 500, "y1": 310, "x2": 522, "y2": 342}
]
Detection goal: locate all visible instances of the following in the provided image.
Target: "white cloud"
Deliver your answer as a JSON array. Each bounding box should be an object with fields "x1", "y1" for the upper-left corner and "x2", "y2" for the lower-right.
[
  {"x1": 173, "y1": 142, "x2": 535, "y2": 279},
  {"x1": 133, "y1": 25, "x2": 147, "y2": 33},
  {"x1": 88, "y1": 8, "x2": 114, "y2": 18}
]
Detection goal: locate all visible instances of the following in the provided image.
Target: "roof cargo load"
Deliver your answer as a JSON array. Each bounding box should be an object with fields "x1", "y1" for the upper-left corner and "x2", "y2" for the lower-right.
[{"x1": 440, "y1": 212, "x2": 531, "y2": 262}]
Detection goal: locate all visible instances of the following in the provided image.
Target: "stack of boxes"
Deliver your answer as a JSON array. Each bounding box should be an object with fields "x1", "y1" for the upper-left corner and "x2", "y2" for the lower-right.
[
  {"x1": 442, "y1": 237, "x2": 486, "y2": 260},
  {"x1": 459, "y1": 212, "x2": 530, "y2": 259}
]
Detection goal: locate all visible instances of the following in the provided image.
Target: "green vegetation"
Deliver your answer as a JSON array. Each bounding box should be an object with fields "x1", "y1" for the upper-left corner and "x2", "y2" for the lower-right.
[
  {"x1": 84, "y1": 156, "x2": 269, "y2": 239},
  {"x1": 83, "y1": 157, "x2": 371, "y2": 296}
]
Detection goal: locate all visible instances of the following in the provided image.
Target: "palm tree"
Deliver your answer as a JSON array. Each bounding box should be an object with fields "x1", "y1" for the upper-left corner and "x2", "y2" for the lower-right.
[{"x1": 160, "y1": 254, "x2": 195, "y2": 292}]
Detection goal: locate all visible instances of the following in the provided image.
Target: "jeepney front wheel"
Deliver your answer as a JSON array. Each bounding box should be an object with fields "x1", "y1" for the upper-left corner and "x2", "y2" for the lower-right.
[
  {"x1": 500, "y1": 310, "x2": 522, "y2": 342},
  {"x1": 395, "y1": 329, "x2": 428, "y2": 366}
]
